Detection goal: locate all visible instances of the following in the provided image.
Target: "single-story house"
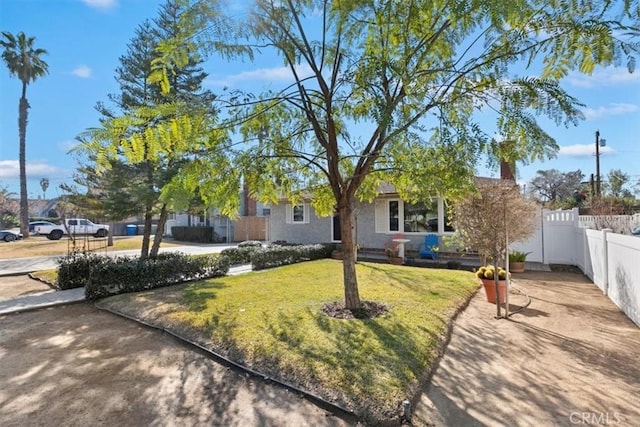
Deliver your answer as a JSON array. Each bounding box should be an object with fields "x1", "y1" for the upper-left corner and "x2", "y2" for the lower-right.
[{"x1": 268, "y1": 184, "x2": 457, "y2": 254}]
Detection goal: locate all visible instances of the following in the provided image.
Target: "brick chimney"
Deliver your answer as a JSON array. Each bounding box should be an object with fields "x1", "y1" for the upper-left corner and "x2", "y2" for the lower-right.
[
  {"x1": 499, "y1": 140, "x2": 516, "y2": 180},
  {"x1": 242, "y1": 181, "x2": 257, "y2": 216},
  {"x1": 500, "y1": 159, "x2": 515, "y2": 180}
]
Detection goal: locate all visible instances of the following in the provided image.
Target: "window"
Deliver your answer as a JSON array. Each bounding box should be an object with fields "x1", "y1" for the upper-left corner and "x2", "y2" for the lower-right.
[
  {"x1": 293, "y1": 205, "x2": 304, "y2": 222},
  {"x1": 285, "y1": 203, "x2": 309, "y2": 224},
  {"x1": 376, "y1": 198, "x2": 452, "y2": 233},
  {"x1": 389, "y1": 201, "x2": 399, "y2": 231},
  {"x1": 402, "y1": 201, "x2": 437, "y2": 233}
]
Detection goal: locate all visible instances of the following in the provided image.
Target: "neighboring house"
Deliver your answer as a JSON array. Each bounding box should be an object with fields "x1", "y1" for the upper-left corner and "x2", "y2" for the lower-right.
[
  {"x1": 28, "y1": 197, "x2": 59, "y2": 218},
  {"x1": 269, "y1": 183, "x2": 456, "y2": 252},
  {"x1": 166, "y1": 185, "x2": 271, "y2": 242}
]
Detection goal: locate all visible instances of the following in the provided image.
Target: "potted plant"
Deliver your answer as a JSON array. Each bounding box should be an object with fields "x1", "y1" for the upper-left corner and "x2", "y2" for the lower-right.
[
  {"x1": 384, "y1": 241, "x2": 403, "y2": 265},
  {"x1": 508, "y1": 250, "x2": 530, "y2": 273},
  {"x1": 331, "y1": 244, "x2": 343, "y2": 260},
  {"x1": 475, "y1": 266, "x2": 509, "y2": 303}
]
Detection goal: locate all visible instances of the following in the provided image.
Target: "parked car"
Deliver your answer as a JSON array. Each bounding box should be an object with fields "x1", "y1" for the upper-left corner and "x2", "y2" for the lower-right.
[
  {"x1": 29, "y1": 220, "x2": 57, "y2": 234},
  {"x1": 35, "y1": 218, "x2": 109, "y2": 240},
  {"x1": 0, "y1": 229, "x2": 23, "y2": 242},
  {"x1": 632, "y1": 226, "x2": 640, "y2": 236}
]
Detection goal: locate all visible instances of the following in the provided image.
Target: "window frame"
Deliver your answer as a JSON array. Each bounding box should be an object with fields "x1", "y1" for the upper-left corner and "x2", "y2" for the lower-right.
[{"x1": 377, "y1": 198, "x2": 452, "y2": 234}]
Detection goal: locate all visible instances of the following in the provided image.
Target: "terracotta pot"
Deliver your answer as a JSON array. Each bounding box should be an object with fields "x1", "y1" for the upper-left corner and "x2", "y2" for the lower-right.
[
  {"x1": 481, "y1": 279, "x2": 507, "y2": 304},
  {"x1": 388, "y1": 256, "x2": 403, "y2": 265},
  {"x1": 510, "y1": 261, "x2": 525, "y2": 273}
]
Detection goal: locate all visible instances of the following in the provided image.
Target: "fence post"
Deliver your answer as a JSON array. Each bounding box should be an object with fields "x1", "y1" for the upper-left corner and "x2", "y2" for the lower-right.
[{"x1": 602, "y1": 228, "x2": 611, "y2": 295}]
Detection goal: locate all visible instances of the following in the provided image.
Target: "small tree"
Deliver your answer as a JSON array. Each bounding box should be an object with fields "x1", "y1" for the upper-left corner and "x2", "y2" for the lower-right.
[{"x1": 452, "y1": 180, "x2": 538, "y2": 318}]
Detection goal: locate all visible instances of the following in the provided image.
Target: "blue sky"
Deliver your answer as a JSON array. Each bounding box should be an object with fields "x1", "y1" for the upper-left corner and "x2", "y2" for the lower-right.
[{"x1": 1, "y1": 0, "x2": 639, "y2": 199}]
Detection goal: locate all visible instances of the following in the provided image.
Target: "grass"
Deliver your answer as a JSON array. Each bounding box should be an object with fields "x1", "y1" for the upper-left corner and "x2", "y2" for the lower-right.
[
  {"x1": 31, "y1": 269, "x2": 58, "y2": 285},
  {"x1": 0, "y1": 236, "x2": 184, "y2": 259},
  {"x1": 100, "y1": 259, "x2": 478, "y2": 420}
]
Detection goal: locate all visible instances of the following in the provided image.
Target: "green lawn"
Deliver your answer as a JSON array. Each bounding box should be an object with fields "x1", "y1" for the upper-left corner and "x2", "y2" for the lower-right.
[{"x1": 100, "y1": 259, "x2": 478, "y2": 421}]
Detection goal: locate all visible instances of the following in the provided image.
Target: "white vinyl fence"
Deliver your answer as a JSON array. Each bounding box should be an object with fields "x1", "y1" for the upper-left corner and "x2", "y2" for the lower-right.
[{"x1": 517, "y1": 208, "x2": 640, "y2": 327}]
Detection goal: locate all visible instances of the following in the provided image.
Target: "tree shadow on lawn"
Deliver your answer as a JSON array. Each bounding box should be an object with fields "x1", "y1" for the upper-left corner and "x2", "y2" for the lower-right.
[{"x1": 255, "y1": 303, "x2": 451, "y2": 422}]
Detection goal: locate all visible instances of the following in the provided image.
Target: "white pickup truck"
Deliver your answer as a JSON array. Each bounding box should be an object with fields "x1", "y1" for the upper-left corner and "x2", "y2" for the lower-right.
[{"x1": 35, "y1": 218, "x2": 110, "y2": 240}]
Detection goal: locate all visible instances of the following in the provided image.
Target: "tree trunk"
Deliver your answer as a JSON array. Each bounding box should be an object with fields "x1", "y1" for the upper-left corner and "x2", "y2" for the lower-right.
[
  {"x1": 150, "y1": 204, "x2": 168, "y2": 257},
  {"x1": 18, "y1": 96, "x2": 29, "y2": 238},
  {"x1": 140, "y1": 207, "x2": 153, "y2": 259},
  {"x1": 339, "y1": 202, "x2": 361, "y2": 310},
  {"x1": 107, "y1": 222, "x2": 114, "y2": 247}
]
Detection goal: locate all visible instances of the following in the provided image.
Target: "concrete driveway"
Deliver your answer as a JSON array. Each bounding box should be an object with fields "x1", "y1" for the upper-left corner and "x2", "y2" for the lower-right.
[{"x1": 413, "y1": 270, "x2": 640, "y2": 426}]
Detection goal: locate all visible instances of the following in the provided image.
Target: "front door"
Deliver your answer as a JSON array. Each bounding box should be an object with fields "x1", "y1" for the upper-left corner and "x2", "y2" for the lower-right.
[{"x1": 332, "y1": 215, "x2": 341, "y2": 242}]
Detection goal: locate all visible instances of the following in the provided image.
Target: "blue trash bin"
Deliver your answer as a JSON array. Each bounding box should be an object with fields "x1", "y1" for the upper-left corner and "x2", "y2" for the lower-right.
[{"x1": 126, "y1": 224, "x2": 137, "y2": 236}]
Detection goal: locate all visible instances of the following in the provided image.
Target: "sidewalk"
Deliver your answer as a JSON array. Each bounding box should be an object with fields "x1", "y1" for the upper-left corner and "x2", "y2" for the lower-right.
[
  {"x1": 0, "y1": 287, "x2": 85, "y2": 314},
  {"x1": 0, "y1": 263, "x2": 252, "y2": 315}
]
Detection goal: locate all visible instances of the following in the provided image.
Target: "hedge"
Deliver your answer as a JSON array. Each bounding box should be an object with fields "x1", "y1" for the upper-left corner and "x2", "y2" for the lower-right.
[
  {"x1": 57, "y1": 252, "x2": 229, "y2": 300},
  {"x1": 251, "y1": 243, "x2": 333, "y2": 270}
]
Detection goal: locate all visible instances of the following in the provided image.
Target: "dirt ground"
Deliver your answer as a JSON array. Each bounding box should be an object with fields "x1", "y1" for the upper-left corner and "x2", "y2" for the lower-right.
[
  {"x1": 0, "y1": 303, "x2": 355, "y2": 427},
  {"x1": 0, "y1": 275, "x2": 53, "y2": 301},
  {"x1": 2, "y1": 271, "x2": 639, "y2": 426},
  {"x1": 413, "y1": 271, "x2": 640, "y2": 426}
]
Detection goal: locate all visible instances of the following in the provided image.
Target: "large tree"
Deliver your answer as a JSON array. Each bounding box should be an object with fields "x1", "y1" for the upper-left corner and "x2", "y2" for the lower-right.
[
  {"x1": 80, "y1": 0, "x2": 225, "y2": 258},
  {"x1": 1, "y1": 32, "x2": 49, "y2": 238},
  {"x1": 154, "y1": 0, "x2": 639, "y2": 310},
  {"x1": 529, "y1": 168, "x2": 585, "y2": 204},
  {"x1": 605, "y1": 169, "x2": 634, "y2": 199}
]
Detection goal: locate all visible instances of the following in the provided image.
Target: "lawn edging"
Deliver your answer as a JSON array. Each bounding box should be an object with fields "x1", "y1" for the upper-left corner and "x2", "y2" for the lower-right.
[
  {"x1": 94, "y1": 301, "x2": 361, "y2": 425},
  {"x1": 94, "y1": 261, "x2": 480, "y2": 425}
]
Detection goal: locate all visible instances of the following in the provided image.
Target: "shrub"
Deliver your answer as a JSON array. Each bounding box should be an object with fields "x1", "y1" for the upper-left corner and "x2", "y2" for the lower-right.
[
  {"x1": 237, "y1": 240, "x2": 263, "y2": 248},
  {"x1": 57, "y1": 251, "x2": 229, "y2": 301},
  {"x1": 57, "y1": 251, "x2": 109, "y2": 290},
  {"x1": 251, "y1": 243, "x2": 333, "y2": 270},
  {"x1": 220, "y1": 246, "x2": 263, "y2": 265},
  {"x1": 508, "y1": 250, "x2": 530, "y2": 262}
]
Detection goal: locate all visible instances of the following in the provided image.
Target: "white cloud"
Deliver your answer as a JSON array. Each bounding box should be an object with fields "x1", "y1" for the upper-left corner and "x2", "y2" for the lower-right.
[
  {"x1": 71, "y1": 65, "x2": 92, "y2": 79},
  {"x1": 58, "y1": 140, "x2": 78, "y2": 153},
  {"x1": 566, "y1": 67, "x2": 640, "y2": 88},
  {"x1": 81, "y1": 0, "x2": 118, "y2": 11},
  {"x1": 0, "y1": 160, "x2": 68, "y2": 179},
  {"x1": 206, "y1": 64, "x2": 314, "y2": 87},
  {"x1": 559, "y1": 144, "x2": 615, "y2": 157},
  {"x1": 583, "y1": 103, "x2": 638, "y2": 120}
]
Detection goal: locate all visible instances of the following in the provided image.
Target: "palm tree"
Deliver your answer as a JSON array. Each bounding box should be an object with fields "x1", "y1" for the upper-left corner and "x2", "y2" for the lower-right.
[{"x1": 1, "y1": 32, "x2": 49, "y2": 238}]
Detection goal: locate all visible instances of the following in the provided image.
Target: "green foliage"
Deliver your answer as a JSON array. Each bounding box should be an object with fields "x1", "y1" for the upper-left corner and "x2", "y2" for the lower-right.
[
  {"x1": 219, "y1": 246, "x2": 262, "y2": 265},
  {"x1": 251, "y1": 243, "x2": 334, "y2": 270},
  {"x1": 121, "y1": 0, "x2": 640, "y2": 306},
  {"x1": 237, "y1": 240, "x2": 263, "y2": 248},
  {"x1": 102, "y1": 260, "x2": 478, "y2": 422},
  {"x1": 57, "y1": 251, "x2": 107, "y2": 290},
  {"x1": 508, "y1": 250, "x2": 530, "y2": 262},
  {"x1": 529, "y1": 169, "x2": 585, "y2": 204},
  {"x1": 56, "y1": 251, "x2": 230, "y2": 300},
  {"x1": 1, "y1": 31, "x2": 49, "y2": 236}
]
